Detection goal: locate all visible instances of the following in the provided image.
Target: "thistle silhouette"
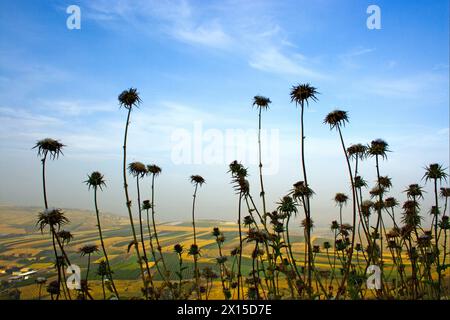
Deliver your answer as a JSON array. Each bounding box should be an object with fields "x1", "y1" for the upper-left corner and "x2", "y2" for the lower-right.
[
  {"x1": 84, "y1": 171, "x2": 120, "y2": 298},
  {"x1": 118, "y1": 88, "x2": 149, "y2": 298},
  {"x1": 190, "y1": 174, "x2": 205, "y2": 299}
]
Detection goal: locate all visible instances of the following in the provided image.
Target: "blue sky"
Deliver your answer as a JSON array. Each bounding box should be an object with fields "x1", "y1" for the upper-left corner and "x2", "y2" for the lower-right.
[{"x1": 0, "y1": 0, "x2": 448, "y2": 226}]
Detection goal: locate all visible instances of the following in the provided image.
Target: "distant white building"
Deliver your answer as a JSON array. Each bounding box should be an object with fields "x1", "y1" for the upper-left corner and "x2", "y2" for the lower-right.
[{"x1": 9, "y1": 270, "x2": 37, "y2": 282}]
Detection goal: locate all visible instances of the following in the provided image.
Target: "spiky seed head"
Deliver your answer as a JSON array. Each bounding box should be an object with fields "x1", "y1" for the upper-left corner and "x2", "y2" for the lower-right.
[
  {"x1": 33, "y1": 138, "x2": 65, "y2": 160},
  {"x1": 190, "y1": 175, "x2": 205, "y2": 186},
  {"x1": 277, "y1": 195, "x2": 297, "y2": 215},
  {"x1": 46, "y1": 280, "x2": 60, "y2": 295},
  {"x1": 354, "y1": 176, "x2": 368, "y2": 189},
  {"x1": 78, "y1": 244, "x2": 99, "y2": 256},
  {"x1": 423, "y1": 163, "x2": 448, "y2": 182},
  {"x1": 57, "y1": 230, "x2": 73, "y2": 244},
  {"x1": 173, "y1": 244, "x2": 183, "y2": 254},
  {"x1": 324, "y1": 110, "x2": 349, "y2": 130},
  {"x1": 334, "y1": 193, "x2": 349, "y2": 205},
  {"x1": 118, "y1": 88, "x2": 141, "y2": 110},
  {"x1": 384, "y1": 197, "x2": 399, "y2": 208},
  {"x1": 253, "y1": 95, "x2": 271, "y2": 110},
  {"x1": 212, "y1": 227, "x2": 221, "y2": 237},
  {"x1": 228, "y1": 160, "x2": 248, "y2": 178},
  {"x1": 368, "y1": 139, "x2": 390, "y2": 159},
  {"x1": 84, "y1": 171, "x2": 106, "y2": 190},
  {"x1": 378, "y1": 176, "x2": 393, "y2": 189},
  {"x1": 404, "y1": 184, "x2": 425, "y2": 200},
  {"x1": 331, "y1": 220, "x2": 340, "y2": 230},
  {"x1": 290, "y1": 83, "x2": 319, "y2": 106},
  {"x1": 128, "y1": 162, "x2": 147, "y2": 178},
  {"x1": 347, "y1": 144, "x2": 368, "y2": 160},
  {"x1": 142, "y1": 200, "x2": 152, "y2": 211},
  {"x1": 440, "y1": 187, "x2": 450, "y2": 198},
  {"x1": 301, "y1": 217, "x2": 314, "y2": 230},
  {"x1": 37, "y1": 208, "x2": 69, "y2": 233},
  {"x1": 188, "y1": 244, "x2": 200, "y2": 256},
  {"x1": 147, "y1": 164, "x2": 162, "y2": 176}
]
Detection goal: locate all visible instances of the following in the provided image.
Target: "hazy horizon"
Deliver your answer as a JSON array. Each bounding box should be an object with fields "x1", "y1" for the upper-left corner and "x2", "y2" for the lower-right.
[{"x1": 0, "y1": 0, "x2": 449, "y2": 227}]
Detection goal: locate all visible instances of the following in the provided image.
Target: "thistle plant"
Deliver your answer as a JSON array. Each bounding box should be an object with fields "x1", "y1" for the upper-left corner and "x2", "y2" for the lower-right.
[
  {"x1": 119, "y1": 88, "x2": 148, "y2": 297},
  {"x1": 37, "y1": 208, "x2": 70, "y2": 300},
  {"x1": 423, "y1": 163, "x2": 448, "y2": 299},
  {"x1": 324, "y1": 110, "x2": 357, "y2": 298},
  {"x1": 78, "y1": 244, "x2": 99, "y2": 299},
  {"x1": 190, "y1": 174, "x2": 205, "y2": 299},
  {"x1": 290, "y1": 83, "x2": 319, "y2": 296},
  {"x1": 129, "y1": 161, "x2": 155, "y2": 295},
  {"x1": 84, "y1": 171, "x2": 119, "y2": 298},
  {"x1": 146, "y1": 164, "x2": 171, "y2": 288},
  {"x1": 253, "y1": 95, "x2": 271, "y2": 222}
]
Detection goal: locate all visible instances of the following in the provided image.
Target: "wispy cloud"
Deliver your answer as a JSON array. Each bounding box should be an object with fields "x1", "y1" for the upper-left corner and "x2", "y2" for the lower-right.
[{"x1": 84, "y1": 0, "x2": 326, "y2": 78}]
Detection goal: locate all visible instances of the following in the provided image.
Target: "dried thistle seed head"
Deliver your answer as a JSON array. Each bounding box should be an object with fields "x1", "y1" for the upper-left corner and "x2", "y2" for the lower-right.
[
  {"x1": 423, "y1": 163, "x2": 448, "y2": 182},
  {"x1": 347, "y1": 143, "x2": 368, "y2": 160},
  {"x1": 323, "y1": 241, "x2": 331, "y2": 250},
  {"x1": 243, "y1": 215, "x2": 254, "y2": 226},
  {"x1": 404, "y1": 183, "x2": 425, "y2": 200},
  {"x1": 301, "y1": 217, "x2": 314, "y2": 230},
  {"x1": 324, "y1": 110, "x2": 349, "y2": 130},
  {"x1": 37, "y1": 208, "x2": 69, "y2": 232},
  {"x1": 78, "y1": 244, "x2": 99, "y2": 256},
  {"x1": 313, "y1": 245, "x2": 320, "y2": 253},
  {"x1": 173, "y1": 244, "x2": 183, "y2": 254},
  {"x1": 440, "y1": 187, "x2": 450, "y2": 198},
  {"x1": 96, "y1": 260, "x2": 109, "y2": 277},
  {"x1": 57, "y1": 230, "x2": 73, "y2": 244},
  {"x1": 384, "y1": 197, "x2": 398, "y2": 208},
  {"x1": 188, "y1": 244, "x2": 200, "y2": 255},
  {"x1": 190, "y1": 175, "x2": 205, "y2": 186},
  {"x1": 253, "y1": 95, "x2": 271, "y2": 110},
  {"x1": 216, "y1": 256, "x2": 228, "y2": 264},
  {"x1": 142, "y1": 200, "x2": 152, "y2": 210},
  {"x1": 292, "y1": 181, "x2": 315, "y2": 199},
  {"x1": 146, "y1": 164, "x2": 162, "y2": 176},
  {"x1": 128, "y1": 162, "x2": 147, "y2": 178},
  {"x1": 85, "y1": 171, "x2": 106, "y2": 190},
  {"x1": 354, "y1": 176, "x2": 368, "y2": 189},
  {"x1": 46, "y1": 280, "x2": 60, "y2": 295},
  {"x1": 33, "y1": 138, "x2": 65, "y2": 160},
  {"x1": 334, "y1": 193, "x2": 349, "y2": 205},
  {"x1": 290, "y1": 83, "x2": 319, "y2": 106},
  {"x1": 378, "y1": 176, "x2": 392, "y2": 189},
  {"x1": 368, "y1": 139, "x2": 390, "y2": 159},
  {"x1": 118, "y1": 88, "x2": 141, "y2": 109},
  {"x1": 212, "y1": 227, "x2": 221, "y2": 237},
  {"x1": 330, "y1": 220, "x2": 340, "y2": 230},
  {"x1": 277, "y1": 195, "x2": 297, "y2": 215},
  {"x1": 370, "y1": 185, "x2": 385, "y2": 198}
]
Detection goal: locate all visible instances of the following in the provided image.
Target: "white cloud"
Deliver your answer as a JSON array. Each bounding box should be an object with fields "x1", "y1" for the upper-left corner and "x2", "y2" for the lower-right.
[{"x1": 249, "y1": 47, "x2": 326, "y2": 79}]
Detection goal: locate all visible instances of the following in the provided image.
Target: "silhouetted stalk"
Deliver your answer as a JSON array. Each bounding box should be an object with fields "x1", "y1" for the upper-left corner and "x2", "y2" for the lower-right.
[
  {"x1": 136, "y1": 176, "x2": 155, "y2": 293},
  {"x1": 191, "y1": 183, "x2": 201, "y2": 299},
  {"x1": 335, "y1": 125, "x2": 357, "y2": 299},
  {"x1": 237, "y1": 191, "x2": 244, "y2": 299},
  {"x1": 150, "y1": 173, "x2": 172, "y2": 293},
  {"x1": 286, "y1": 214, "x2": 302, "y2": 282},
  {"x1": 299, "y1": 100, "x2": 313, "y2": 296},
  {"x1": 93, "y1": 186, "x2": 119, "y2": 298},
  {"x1": 257, "y1": 108, "x2": 268, "y2": 220},
  {"x1": 122, "y1": 107, "x2": 148, "y2": 298},
  {"x1": 432, "y1": 179, "x2": 442, "y2": 299}
]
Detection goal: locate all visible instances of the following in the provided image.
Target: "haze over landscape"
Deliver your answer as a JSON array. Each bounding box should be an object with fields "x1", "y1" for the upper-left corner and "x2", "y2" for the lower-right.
[{"x1": 0, "y1": 0, "x2": 448, "y2": 227}]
